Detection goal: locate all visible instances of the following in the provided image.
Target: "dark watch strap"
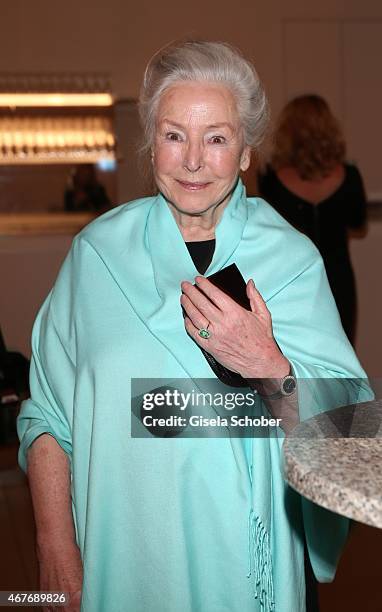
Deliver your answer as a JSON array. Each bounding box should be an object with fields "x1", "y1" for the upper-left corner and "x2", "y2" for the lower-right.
[{"x1": 249, "y1": 365, "x2": 297, "y2": 400}]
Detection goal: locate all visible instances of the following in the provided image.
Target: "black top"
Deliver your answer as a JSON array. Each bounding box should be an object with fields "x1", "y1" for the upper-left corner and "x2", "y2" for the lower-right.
[
  {"x1": 185, "y1": 239, "x2": 215, "y2": 275},
  {"x1": 258, "y1": 163, "x2": 367, "y2": 343},
  {"x1": 258, "y1": 164, "x2": 367, "y2": 257}
]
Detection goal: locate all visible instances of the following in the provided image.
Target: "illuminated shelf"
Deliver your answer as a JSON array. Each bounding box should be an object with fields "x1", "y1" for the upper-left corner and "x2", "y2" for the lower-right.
[
  {"x1": 0, "y1": 93, "x2": 113, "y2": 108},
  {"x1": 0, "y1": 152, "x2": 115, "y2": 165},
  {"x1": 0, "y1": 115, "x2": 115, "y2": 165}
]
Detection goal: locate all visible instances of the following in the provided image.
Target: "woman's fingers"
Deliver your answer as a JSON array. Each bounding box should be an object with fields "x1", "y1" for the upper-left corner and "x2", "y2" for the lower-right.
[
  {"x1": 246, "y1": 279, "x2": 270, "y2": 319},
  {"x1": 182, "y1": 276, "x2": 240, "y2": 317},
  {"x1": 184, "y1": 315, "x2": 210, "y2": 345},
  {"x1": 194, "y1": 276, "x2": 233, "y2": 310},
  {"x1": 181, "y1": 278, "x2": 270, "y2": 340},
  {"x1": 180, "y1": 293, "x2": 210, "y2": 330},
  {"x1": 181, "y1": 280, "x2": 221, "y2": 321}
]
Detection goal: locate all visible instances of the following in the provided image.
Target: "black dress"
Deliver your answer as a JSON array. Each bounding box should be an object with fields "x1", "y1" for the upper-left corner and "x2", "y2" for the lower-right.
[{"x1": 258, "y1": 164, "x2": 367, "y2": 343}]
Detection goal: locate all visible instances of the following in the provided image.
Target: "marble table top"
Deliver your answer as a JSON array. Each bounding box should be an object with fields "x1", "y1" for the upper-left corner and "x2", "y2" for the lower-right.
[{"x1": 283, "y1": 400, "x2": 382, "y2": 528}]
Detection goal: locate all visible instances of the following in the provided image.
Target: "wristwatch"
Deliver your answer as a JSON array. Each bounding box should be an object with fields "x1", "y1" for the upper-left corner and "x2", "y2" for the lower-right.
[{"x1": 251, "y1": 365, "x2": 297, "y2": 401}]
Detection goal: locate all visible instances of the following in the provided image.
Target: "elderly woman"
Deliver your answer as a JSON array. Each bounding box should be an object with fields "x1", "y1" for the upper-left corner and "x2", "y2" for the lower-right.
[{"x1": 18, "y1": 42, "x2": 370, "y2": 612}]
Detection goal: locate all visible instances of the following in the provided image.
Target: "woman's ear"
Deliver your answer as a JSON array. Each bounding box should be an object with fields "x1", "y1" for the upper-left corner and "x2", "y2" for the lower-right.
[{"x1": 240, "y1": 145, "x2": 251, "y2": 172}]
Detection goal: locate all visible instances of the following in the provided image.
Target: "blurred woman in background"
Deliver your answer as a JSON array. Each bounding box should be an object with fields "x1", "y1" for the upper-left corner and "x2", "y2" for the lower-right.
[
  {"x1": 64, "y1": 164, "x2": 110, "y2": 213},
  {"x1": 258, "y1": 95, "x2": 367, "y2": 344}
]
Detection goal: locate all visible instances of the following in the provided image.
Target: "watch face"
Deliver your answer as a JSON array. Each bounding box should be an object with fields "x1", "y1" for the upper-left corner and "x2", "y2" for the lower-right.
[{"x1": 282, "y1": 376, "x2": 296, "y2": 395}]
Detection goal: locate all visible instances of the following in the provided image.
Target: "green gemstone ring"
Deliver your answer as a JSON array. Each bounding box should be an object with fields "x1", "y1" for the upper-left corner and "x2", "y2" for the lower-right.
[{"x1": 198, "y1": 327, "x2": 211, "y2": 339}]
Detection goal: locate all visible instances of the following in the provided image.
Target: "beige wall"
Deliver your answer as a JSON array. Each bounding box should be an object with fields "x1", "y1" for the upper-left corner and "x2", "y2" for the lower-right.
[
  {"x1": 350, "y1": 221, "x2": 382, "y2": 377},
  {"x1": 4, "y1": 0, "x2": 380, "y2": 100}
]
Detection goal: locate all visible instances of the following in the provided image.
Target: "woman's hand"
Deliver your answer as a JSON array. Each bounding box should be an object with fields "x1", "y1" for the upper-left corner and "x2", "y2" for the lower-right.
[
  {"x1": 180, "y1": 276, "x2": 289, "y2": 380},
  {"x1": 37, "y1": 538, "x2": 83, "y2": 612}
]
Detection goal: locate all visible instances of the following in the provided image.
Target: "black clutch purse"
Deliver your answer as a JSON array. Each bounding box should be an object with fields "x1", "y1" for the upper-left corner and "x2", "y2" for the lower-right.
[{"x1": 188, "y1": 264, "x2": 251, "y2": 387}]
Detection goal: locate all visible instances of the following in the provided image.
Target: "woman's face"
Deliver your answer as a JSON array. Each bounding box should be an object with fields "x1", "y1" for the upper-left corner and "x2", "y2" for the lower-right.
[{"x1": 152, "y1": 82, "x2": 251, "y2": 217}]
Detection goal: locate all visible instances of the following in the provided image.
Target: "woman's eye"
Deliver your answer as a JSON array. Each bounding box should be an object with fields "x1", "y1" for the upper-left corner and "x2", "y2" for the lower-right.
[
  {"x1": 210, "y1": 135, "x2": 226, "y2": 144},
  {"x1": 165, "y1": 132, "x2": 182, "y2": 142}
]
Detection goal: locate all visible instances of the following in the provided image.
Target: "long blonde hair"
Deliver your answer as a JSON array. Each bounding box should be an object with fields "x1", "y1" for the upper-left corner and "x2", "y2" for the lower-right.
[{"x1": 271, "y1": 95, "x2": 345, "y2": 180}]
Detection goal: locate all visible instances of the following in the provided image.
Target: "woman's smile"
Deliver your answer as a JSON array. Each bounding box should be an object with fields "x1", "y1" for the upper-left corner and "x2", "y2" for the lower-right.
[{"x1": 176, "y1": 180, "x2": 211, "y2": 191}]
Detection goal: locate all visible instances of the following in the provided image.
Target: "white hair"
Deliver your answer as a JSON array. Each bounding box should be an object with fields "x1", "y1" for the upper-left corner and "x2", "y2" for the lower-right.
[{"x1": 138, "y1": 40, "x2": 270, "y2": 155}]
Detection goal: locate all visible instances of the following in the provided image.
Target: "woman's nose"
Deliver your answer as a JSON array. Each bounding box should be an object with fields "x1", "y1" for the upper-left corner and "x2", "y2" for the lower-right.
[{"x1": 183, "y1": 140, "x2": 203, "y2": 173}]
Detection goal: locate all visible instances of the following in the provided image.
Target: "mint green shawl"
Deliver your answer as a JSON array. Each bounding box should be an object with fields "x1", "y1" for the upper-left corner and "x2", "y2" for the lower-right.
[{"x1": 18, "y1": 179, "x2": 370, "y2": 612}]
